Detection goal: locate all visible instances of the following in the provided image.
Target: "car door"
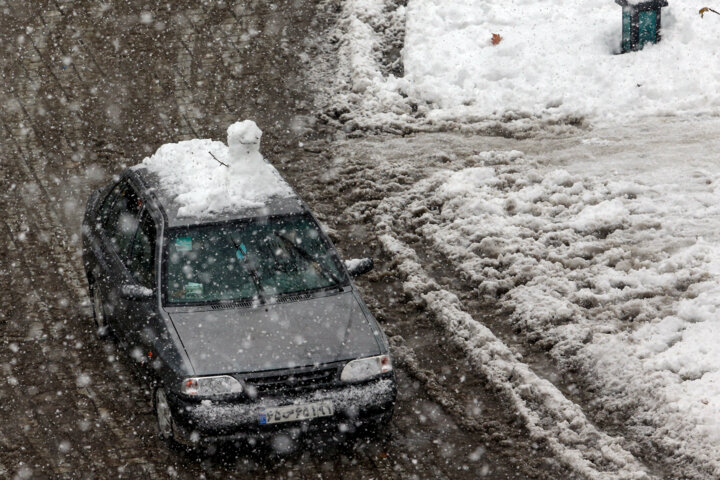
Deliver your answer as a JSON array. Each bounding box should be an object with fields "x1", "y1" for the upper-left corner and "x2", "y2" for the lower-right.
[
  {"x1": 124, "y1": 208, "x2": 161, "y2": 369},
  {"x1": 97, "y1": 180, "x2": 143, "y2": 343},
  {"x1": 90, "y1": 181, "x2": 126, "y2": 329}
]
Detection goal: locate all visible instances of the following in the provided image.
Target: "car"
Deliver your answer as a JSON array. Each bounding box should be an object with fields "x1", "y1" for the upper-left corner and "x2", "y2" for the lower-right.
[{"x1": 81, "y1": 121, "x2": 396, "y2": 447}]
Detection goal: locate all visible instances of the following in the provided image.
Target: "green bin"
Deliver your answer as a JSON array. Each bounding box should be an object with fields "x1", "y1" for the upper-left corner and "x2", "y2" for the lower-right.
[{"x1": 616, "y1": 0, "x2": 668, "y2": 53}]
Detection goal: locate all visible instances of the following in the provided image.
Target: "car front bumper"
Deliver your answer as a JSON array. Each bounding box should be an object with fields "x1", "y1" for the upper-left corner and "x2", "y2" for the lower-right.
[{"x1": 169, "y1": 377, "x2": 396, "y2": 444}]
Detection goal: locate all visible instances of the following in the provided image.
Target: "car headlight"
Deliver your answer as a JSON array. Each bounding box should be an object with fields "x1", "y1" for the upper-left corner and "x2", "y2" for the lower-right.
[
  {"x1": 180, "y1": 375, "x2": 243, "y2": 398},
  {"x1": 341, "y1": 355, "x2": 393, "y2": 383}
]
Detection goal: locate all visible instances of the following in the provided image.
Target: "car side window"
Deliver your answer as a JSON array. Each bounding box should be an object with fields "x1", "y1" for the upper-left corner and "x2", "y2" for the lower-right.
[
  {"x1": 129, "y1": 210, "x2": 156, "y2": 288},
  {"x1": 103, "y1": 181, "x2": 143, "y2": 262},
  {"x1": 97, "y1": 183, "x2": 121, "y2": 229}
]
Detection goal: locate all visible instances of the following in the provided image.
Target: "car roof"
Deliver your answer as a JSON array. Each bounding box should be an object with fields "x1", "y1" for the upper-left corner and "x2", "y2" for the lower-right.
[{"x1": 129, "y1": 167, "x2": 307, "y2": 228}]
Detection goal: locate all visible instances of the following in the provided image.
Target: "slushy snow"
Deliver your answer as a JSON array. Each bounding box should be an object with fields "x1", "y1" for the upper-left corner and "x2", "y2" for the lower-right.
[
  {"x1": 135, "y1": 120, "x2": 294, "y2": 218},
  {"x1": 365, "y1": 122, "x2": 720, "y2": 478}
]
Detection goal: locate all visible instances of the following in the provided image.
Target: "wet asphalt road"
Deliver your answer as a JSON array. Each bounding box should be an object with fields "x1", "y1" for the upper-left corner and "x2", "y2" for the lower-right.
[{"x1": 0, "y1": 1, "x2": 573, "y2": 478}]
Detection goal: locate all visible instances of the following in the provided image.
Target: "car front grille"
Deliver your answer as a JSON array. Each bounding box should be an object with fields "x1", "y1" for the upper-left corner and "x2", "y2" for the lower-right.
[{"x1": 243, "y1": 365, "x2": 339, "y2": 396}]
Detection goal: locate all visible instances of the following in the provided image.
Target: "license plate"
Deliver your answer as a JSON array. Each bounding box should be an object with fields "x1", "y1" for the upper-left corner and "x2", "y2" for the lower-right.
[{"x1": 258, "y1": 401, "x2": 334, "y2": 425}]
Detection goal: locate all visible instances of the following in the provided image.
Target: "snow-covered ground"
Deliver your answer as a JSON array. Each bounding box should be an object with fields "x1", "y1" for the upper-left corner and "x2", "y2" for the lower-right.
[
  {"x1": 328, "y1": 0, "x2": 720, "y2": 132},
  {"x1": 324, "y1": 0, "x2": 720, "y2": 477},
  {"x1": 402, "y1": 0, "x2": 719, "y2": 124}
]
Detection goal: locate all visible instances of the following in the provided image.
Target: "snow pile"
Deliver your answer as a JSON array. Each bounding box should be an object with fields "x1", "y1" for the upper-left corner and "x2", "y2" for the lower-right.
[
  {"x1": 323, "y1": 0, "x2": 412, "y2": 132},
  {"x1": 330, "y1": 0, "x2": 720, "y2": 131},
  {"x1": 135, "y1": 121, "x2": 294, "y2": 218},
  {"x1": 375, "y1": 142, "x2": 720, "y2": 476}
]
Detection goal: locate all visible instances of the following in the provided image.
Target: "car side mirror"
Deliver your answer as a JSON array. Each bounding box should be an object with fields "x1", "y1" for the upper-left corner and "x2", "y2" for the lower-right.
[
  {"x1": 345, "y1": 258, "x2": 374, "y2": 278},
  {"x1": 120, "y1": 284, "x2": 154, "y2": 301}
]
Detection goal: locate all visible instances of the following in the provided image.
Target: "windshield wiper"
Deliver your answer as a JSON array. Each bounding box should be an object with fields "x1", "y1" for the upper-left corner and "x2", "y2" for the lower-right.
[
  {"x1": 273, "y1": 232, "x2": 342, "y2": 285},
  {"x1": 227, "y1": 234, "x2": 266, "y2": 303}
]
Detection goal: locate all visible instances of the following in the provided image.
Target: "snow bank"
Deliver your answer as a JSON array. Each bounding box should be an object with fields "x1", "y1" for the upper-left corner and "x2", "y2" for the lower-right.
[
  {"x1": 323, "y1": 0, "x2": 413, "y2": 132},
  {"x1": 135, "y1": 121, "x2": 294, "y2": 218},
  {"x1": 330, "y1": 0, "x2": 720, "y2": 131}
]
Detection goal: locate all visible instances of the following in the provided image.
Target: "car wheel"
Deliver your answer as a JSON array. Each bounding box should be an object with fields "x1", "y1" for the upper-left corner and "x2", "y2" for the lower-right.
[
  {"x1": 91, "y1": 285, "x2": 109, "y2": 339},
  {"x1": 154, "y1": 387, "x2": 175, "y2": 442},
  {"x1": 375, "y1": 408, "x2": 393, "y2": 429},
  {"x1": 363, "y1": 407, "x2": 394, "y2": 438}
]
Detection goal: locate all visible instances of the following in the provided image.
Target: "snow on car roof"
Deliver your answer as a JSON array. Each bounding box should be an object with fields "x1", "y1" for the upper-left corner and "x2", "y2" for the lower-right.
[{"x1": 132, "y1": 120, "x2": 299, "y2": 224}]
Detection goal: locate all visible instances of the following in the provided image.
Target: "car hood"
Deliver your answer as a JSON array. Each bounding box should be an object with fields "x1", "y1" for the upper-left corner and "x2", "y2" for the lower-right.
[{"x1": 166, "y1": 291, "x2": 382, "y2": 375}]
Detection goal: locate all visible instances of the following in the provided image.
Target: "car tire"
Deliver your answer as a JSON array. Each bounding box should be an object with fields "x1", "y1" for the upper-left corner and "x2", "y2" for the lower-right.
[
  {"x1": 90, "y1": 284, "x2": 110, "y2": 339},
  {"x1": 359, "y1": 407, "x2": 394, "y2": 440},
  {"x1": 154, "y1": 387, "x2": 179, "y2": 446},
  {"x1": 374, "y1": 408, "x2": 394, "y2": 432}
]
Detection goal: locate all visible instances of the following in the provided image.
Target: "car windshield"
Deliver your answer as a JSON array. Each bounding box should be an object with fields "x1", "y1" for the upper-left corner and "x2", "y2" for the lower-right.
[{"x1": 164, "y1": 214, "x2": 347, "y2": 304}]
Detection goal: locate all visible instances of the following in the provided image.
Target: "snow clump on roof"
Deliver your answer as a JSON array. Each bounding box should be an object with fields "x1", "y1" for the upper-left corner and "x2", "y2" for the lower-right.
[{"x1": 135, "y1": 120, "x2": 294, "y2": 218}]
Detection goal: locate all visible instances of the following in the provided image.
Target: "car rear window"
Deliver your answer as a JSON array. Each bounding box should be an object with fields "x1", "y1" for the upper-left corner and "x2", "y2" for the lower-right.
[{"x1": 164, "y1": 214, "x2": 346, "y2": 304}]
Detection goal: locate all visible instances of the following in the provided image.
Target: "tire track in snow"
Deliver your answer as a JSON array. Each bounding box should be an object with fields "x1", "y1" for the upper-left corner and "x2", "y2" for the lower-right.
[{"x1": 374, "y1": 196, "x2": 654, "y2": 480}]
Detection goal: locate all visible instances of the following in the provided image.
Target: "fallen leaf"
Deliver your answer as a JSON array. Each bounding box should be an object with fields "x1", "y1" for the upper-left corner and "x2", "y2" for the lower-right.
[
  {"x1": 700, "y1": 7, "x2": 720, "y2": 18},
  {"x1": 491, "y1": 33, "x2": 503, "y2": 46}
]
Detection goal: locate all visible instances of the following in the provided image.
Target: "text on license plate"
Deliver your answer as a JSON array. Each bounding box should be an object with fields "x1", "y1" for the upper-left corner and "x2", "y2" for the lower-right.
[{"x1": 259, "y1": 401, "x2": 334, "y2": 425}]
